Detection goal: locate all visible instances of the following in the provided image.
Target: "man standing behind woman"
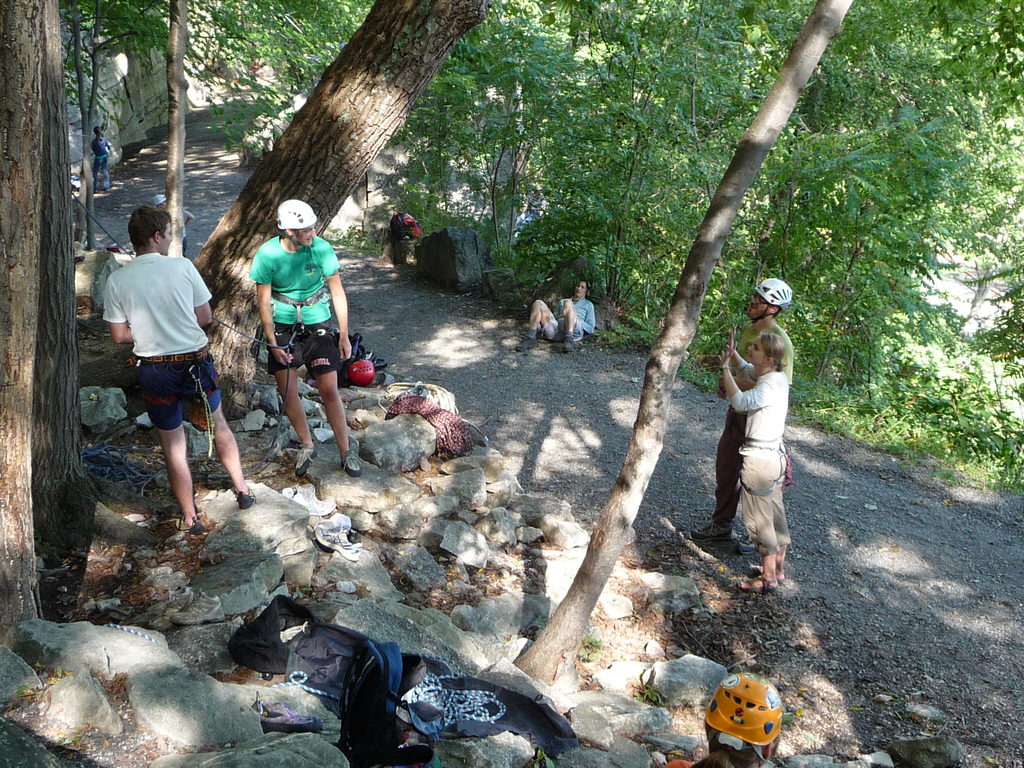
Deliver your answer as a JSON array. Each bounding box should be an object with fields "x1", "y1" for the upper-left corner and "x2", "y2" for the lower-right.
[{"x1": 719, "y1": 328, "x2": 790, "y2": 594}]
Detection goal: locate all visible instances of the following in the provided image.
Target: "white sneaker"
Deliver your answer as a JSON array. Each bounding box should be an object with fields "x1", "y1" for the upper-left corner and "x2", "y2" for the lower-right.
[{"x1": 314, "y1": 518, "x2": 362, "y2": 562}]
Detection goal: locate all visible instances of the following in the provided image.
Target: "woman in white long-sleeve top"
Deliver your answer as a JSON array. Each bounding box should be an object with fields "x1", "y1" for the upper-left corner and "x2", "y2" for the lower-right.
[{"x1": 719, "y1": 329, "x2": 790, "y2": 594}]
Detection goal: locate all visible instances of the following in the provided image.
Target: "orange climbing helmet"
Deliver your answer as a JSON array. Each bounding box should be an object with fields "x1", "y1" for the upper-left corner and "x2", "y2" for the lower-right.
[{"x1": 705, "y1": 673, "x2": 783, "y2": 748}]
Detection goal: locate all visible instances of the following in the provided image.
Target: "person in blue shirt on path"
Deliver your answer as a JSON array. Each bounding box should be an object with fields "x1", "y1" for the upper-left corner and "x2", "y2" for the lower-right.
[{"x1": 516, "y1": 280, "x2": 596, "y2": 353}]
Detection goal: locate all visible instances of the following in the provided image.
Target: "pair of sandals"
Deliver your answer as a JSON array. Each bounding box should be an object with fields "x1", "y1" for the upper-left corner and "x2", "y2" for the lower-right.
[{"x1": 736, "y1": 564, "x2": 783, "y2": 595}]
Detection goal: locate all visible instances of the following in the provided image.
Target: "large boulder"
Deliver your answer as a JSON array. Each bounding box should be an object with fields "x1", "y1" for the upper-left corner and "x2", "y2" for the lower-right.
[{"x1": 415, "y1": 227, "x2": 492, "y2": 292}]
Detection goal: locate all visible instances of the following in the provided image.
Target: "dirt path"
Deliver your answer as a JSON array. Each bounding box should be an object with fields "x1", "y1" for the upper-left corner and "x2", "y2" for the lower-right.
[{"x1": 89, "y1": 107, "x2": 1024, "y2": 765}]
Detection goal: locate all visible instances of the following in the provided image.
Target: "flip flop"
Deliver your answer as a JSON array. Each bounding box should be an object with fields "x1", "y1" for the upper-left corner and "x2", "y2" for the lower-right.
[{"x1": 736, "y1": 578, "x2": 779, "y2": 595}]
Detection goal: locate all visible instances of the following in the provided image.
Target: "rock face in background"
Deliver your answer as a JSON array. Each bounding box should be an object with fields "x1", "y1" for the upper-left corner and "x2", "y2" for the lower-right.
[
  {"x1": 415, "y1": 227, "x2": 493, "y2": 292},
  {"x1": 68, "y1": 48, "x2": 169, "y2": 168}
]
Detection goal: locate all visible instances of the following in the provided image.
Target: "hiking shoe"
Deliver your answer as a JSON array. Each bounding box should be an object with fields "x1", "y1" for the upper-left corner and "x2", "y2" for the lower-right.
[
  {"x1": 735, "y1": 538, "x2": 756, "y2": 555},
  {"x1": 295, "y1": 446, "x2": 318, "y2": 476},
  {"x1": 236, "y1": 490, "x2": 256, "y2": 509},
  {"x1": 515, "y1": 337, "x2": 537, "y2": 352},
  {"x1": 252, "y1": 697, "x2": 323, "y2": 734},
  {"x1": 167, "y1": 592, "x2": 224, "y2": 626},
  {"x1": 342, "y1": 452, "x2": 363, "y2": 477},
  {"x1": 314, "y1": 518, "x2": 363, "y2": 562},
  {"x1": 561, "y1": 339, "x2": 580, "y2": 354},
  {"x1": 175, "y1": 514, "x2": 206, "y2": 535},
  {"x1": 690, "y1": 522, "x2": 734, "y2": 543}
]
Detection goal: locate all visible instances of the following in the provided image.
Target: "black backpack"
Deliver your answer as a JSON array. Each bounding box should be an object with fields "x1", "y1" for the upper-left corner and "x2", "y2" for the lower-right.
[{"x1": 229, "y1": 596, "x2": 434, "y2": 768}]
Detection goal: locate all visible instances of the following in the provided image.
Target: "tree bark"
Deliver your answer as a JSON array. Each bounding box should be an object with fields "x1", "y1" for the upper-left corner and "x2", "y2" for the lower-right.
[
  {"x1": 0, "y1": 0, "x2": 48, "y2": 624},
  {"x1": 166, "y1": 0, "x2": 188, "y2": 258},
  {"x1": 516, "y1": 0, "x2": 854, "y2": 684},
  {"x1": 196, "y1": 0, "x2": 489, "y2": 411},
  {"x1": 31, "y1": 0, "x2": 96, "y2": 549}
]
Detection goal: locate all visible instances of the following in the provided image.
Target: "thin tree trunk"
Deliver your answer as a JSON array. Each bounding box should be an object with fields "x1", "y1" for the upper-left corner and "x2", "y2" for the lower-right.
[
  {"x1": 197, "y1": 0, "x2": 489, "y2": 413},
  {"x1": 32, "y1": 0, "x2": 95, "y2": 549},
  {"x1": 516, "y1": 0, "x2": 854, "y2": 684},
  {"x1": 0, "y1": 0, "x2": 48, "y2": 625},
  {"x1": 166, "y1": 0, "x2": 188, "y2": 258}
]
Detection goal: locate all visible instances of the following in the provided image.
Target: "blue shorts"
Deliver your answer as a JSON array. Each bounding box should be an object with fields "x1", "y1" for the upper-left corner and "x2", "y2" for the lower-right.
[{"x1": 137, "y1": 355, "x2": 221, "y2": 430}]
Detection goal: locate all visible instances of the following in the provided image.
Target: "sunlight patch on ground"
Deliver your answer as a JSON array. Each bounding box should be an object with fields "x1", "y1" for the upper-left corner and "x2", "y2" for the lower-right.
[
  {"x1": 937, "y1": 609, "x2": 1021, "y2": 642},
  {"x1": 780, "y1": 672, "x2": 859, "y2": 757},
  {"x1": 849, "y1": 543, "x2": 932, "y2": 576},
  {"x1": 794, "y1": 455, "x2": 846, "y2": 481},
  {"x1": 404, "y1": 326, "x2": 494, "y2": 367},
  {"x1": 532, "y1": 415, "x2": 603, "y2": 483},
  {"x1": 609, "y1": 395, "x2": 639, "y2": 428}
]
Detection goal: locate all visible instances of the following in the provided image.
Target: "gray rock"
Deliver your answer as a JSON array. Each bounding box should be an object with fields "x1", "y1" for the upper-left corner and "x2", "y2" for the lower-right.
[
  {"x1": 788, "y1": 757, "x2": 845, "y2": 768},
  {"x1": 594, "y1": 661, "x2": 652, "y2": 694},
  {"x1": 374, "y1": 503, "x2": 425, "y2": 540},
  {"x1": 386, "y1": 543, "x2": 448, "y2": 591},
  {"x1": 538, "y1": 515, "x2": 590, "y2": 549},
  {"x1": 254, "y1": 384, "x2": 281, "y2": 415},
  {"x1": 0, "y1": 716, "x2": 65, "y2": 768},
  {"x1": 888, "y1": 736, "x2": 964, "y2": 768},
  {"x1": 640, "y1": 572, "x2": 701, "y2": 615},
  {"x1": 128, "y1": 666, "x2": 262, "y2": 747},
  {"x1": 478, "y1": 658, "x2": 573, "y2": 714},
  {"x1": 165, "y1": 620, "x2": 243, "y2": 675},
  {"x1": 44, "y1": 670, "x2": 122, "y2": 735},
  {"x1": 360, "y1": 414, "x2": 437, "y2": 471},
  {"x1": 242, "y1": 409, "x2": 267, "y2": 431},
  {"x1": 201, "y1": 484, "x2": 317, "y2": 586},
  {"x1": 417, "y1": 517, "x2": 451, "y2": 549},
  {"x1": 374, "y1": 602, "x2": 491, "y2": 669},
  {"x1": 486, "y1": 473, "x2": 524, "y2": 508},
  {"x1": 904, "y1": 702, "x2": 948, "y2": 724},
  {"x1": 4, "y1": 619, "x2": 181, "y2": 675},
  {"x1": 92, "y1": 501, "x2": 158, "y2": 547},
  {"x1": 852, "y1": 752, "x2": 894, "y2": 768},
  {"x1": 517, "y1": 525, "x2": 544, "y2": 544},
  {"x1": 79, "y1": 386, "x2": 127, "y2": 433},
  {"x1": 189, "y1": 552, "x2": 284, "y2": 615},
  {"x1": 440, "y1": 520, "x2": 491, "y2": 568},
  {"x1": 415, "y1": 226, "x2": 493, "y2": 291},
  {"x1": 640, "y1": 731, "x2": 703, "y2": 754},
  {"x1": 508, "y1": 494, "x2": 572, "y2": 526},
  {"x1": 412, "y1": 494, "x2": 461, "y2": 519},
  {"x1": 598, "y1": 592, "x2": 634, "y2": 620},
  {"x1": 449, "y1": 591, "x2": 551, "y2": 639},
  {"x1": 474, "y1": 507, "x2": 519, "y2": 548},
  {"x1": 534, "y1": 548, "x2": 588, "y2": 605},
  {"x1": 149, "y1": 732, "x2": 349, "y2": 767},
  {"x1": 0, "y1": 646, "x2": 41, "y2": 704},
  {"x1": 567, "y1": 690, "x2": 673, "y2": 749},
  {"x1": 440, "y1": 454, "x2": 505, "y2": 483},
  {"x1": 312, "y1": 463, "x2": 421, "y2": 512},
  {"x1": 428, "y1": 467, "x2": 487, "y2": 508},
  {"x1": 327, "y1": 599, "x2": 481, "y2": 673},
  {"x1": 432, "y1": 731, "x2": 535, "y2": 768},
  {"x1": 313, "y1": 548, "x2": 402, "y2": 602},
  {"x1": 646, "y1": 654, "x2": 727, "y2": 707}
]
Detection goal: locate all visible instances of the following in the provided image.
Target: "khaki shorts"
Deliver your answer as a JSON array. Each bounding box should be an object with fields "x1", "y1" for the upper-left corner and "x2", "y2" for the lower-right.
[{"x1": 739, "y1": 452, "x2": 790, "y2": 555}]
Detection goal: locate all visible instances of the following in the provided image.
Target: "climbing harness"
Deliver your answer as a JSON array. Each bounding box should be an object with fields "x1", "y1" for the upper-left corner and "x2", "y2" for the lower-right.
[{"x1": 270, "y1": 285, "x2": 331, "y2": 326}]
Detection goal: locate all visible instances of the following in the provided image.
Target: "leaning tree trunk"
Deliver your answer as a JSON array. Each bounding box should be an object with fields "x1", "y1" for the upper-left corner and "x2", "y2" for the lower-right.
[
  {"x1": 166, "y1": 0, "x2": 188, "y2": 258},
  {"x1": 31, "y1": 0, "x2": 96, "y2": 550},
  {"x1": 0, "y1": 0, "x2": 50, "y2": 624},
  {"x1": 516, "y1": 0, "x2": 855, "y2": 683},
  {"x1": 196, "y1": 0, "x2": 489, "y2": 411}
]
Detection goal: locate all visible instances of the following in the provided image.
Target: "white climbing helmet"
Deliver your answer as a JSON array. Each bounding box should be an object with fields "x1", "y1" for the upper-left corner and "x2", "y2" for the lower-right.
[
  {"x1": 754, "y1": 278, "x2": 793, "y2": 310},
  {"x1": 277, "y1": 199, "x2": 317, "y2": 230}
]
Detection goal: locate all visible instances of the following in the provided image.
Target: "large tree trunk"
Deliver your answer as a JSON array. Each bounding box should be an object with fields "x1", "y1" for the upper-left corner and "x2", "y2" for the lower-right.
[
  {"x1": 0, "y1": 0, "x2": 49, "y2": 624},
  {"x1": 516, "y1": 0, "x2": 854, "y2": 684},
  {"x1": 31, "y1": 0, "x2": 96, "y2": 549},
  {"x1": 166, "y1": 0, "x2": 188, "y2": 258},
  {"x1": 196, "y1": 0, "x2": 489, "y2": 411}
]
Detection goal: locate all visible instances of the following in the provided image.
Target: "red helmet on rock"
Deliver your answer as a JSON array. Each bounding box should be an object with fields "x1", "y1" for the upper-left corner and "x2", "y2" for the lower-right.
[{"x1": 347, "y1": 359, "x2": 375, "y2": 387}]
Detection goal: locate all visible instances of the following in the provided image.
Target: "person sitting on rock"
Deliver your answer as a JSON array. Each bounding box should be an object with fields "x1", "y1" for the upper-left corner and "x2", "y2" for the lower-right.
[
  {"x1": 664, "y1": 673, "x2": 783, "y2": 768},
  {"x1": 515, "y1": 279, "x2": 596, "y2": 353},
  {"x1": 103, "y1": 205, "x2": 255, "y2": 535}
]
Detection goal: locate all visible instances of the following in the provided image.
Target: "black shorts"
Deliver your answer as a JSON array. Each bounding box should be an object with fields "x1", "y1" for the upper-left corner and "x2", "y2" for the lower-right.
[{"x1": 268, "y1": 322, "x2": 342, "y2": 376}]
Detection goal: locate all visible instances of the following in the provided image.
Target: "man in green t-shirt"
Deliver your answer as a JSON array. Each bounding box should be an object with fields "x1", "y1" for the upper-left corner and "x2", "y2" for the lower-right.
[
  {"x1": 250, "y1": 199, "x2": 362, "y2": 478},
  {"x1": 691, "y1": 278, "x2": 794, "y2": 553}
]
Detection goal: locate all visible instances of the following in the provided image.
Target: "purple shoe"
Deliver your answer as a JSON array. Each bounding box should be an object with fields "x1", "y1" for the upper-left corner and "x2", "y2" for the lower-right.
[{"x1": 252, "y1": 697, "x2": 323, "y2": 734}]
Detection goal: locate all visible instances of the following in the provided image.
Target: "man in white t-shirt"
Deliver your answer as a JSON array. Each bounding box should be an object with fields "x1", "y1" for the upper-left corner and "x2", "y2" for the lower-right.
[{"x1": 104, "y1": 205, "x2": 254, "y2": 535}]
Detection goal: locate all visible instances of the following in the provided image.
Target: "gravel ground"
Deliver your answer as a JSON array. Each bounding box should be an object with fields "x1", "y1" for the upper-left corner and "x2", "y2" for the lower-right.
[{"x1": 84, "y1": 106, "x2": 1024, "y2": 766}]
